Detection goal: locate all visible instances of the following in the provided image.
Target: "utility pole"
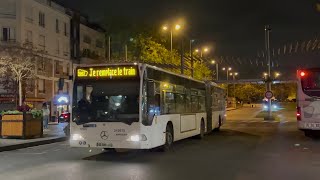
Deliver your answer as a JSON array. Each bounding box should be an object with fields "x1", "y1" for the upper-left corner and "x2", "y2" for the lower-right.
[
  {"x1": 190, "y1": 40, "x2": 194, "y2": 77},
  {"x1": 124, "y1": 44, "x2": 128, "y2": 61},
  {"x1": 180, "y1": 38, "x2": 184, "y2": 74},
  {"x1": 108, "y1": 36, "x2": 111, "y2": 62},
  {"x1": 216, "y1": 63, "x2": 219, "y2": 80},
  {"x1": 265, "y1": 25, "x2": 273, "y2": 120}
]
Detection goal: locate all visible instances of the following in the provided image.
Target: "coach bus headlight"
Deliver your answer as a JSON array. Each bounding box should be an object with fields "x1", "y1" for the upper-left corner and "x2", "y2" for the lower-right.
[
  {"x1": 128, "y1": 134, "x2": 147, "y2": 142},
  {"x1": 72, "y1": 134, "x2": 84, "y2": 141}
]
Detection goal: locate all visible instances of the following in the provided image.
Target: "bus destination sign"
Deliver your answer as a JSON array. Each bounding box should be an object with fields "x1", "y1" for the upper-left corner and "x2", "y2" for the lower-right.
[{"x1": 76, "y1": 66, "x2": 138, "y2": 79}]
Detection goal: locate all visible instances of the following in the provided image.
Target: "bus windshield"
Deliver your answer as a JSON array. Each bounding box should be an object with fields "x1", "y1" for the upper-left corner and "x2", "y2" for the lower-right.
[
  {"x1": 301, "y1": 70, "x2": 320, "y2": 97},
  {"x1": 72, "y1": 80, "x2": 140, "y2": 124}
]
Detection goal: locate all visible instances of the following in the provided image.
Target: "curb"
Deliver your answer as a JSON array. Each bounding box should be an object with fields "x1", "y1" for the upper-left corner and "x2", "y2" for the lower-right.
[{"x1": 0, "y1": 136, "x2": 67, "y2": 152}]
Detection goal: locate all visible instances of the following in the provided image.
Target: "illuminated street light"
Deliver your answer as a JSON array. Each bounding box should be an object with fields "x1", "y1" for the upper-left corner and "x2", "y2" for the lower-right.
[
  {"x1": 162, "y1": 26, "x2": 168, "y2": 31},
  {"x1": 175, "y1": 24, "x2": 181, "y2": 30},
  {"x1": 194, "y1": 47, "x2": 209, "y2": 57},
  {"x1": 275, "y1": 72, "x2": 280, "y2": 78},
  {"x1": 162, "y1": 23, "x2": 182, "y2": 52},
  {"x1": 211, "y1": 60, "x2": 219, "y2": 81}
]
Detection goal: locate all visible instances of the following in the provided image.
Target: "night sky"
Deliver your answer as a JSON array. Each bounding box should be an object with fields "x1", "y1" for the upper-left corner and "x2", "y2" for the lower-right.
[{"x1": 56, "y1": 0, "x2": 320, "y2": 78}]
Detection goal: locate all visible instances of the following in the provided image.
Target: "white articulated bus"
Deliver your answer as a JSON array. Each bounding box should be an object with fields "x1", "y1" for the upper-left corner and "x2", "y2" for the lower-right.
[
  {"x1": 70, "y1": 63, "x2": 226, "y2": 150},
  {"x1": 297, "y1": 68, "x2": 320, "y2": 137}
]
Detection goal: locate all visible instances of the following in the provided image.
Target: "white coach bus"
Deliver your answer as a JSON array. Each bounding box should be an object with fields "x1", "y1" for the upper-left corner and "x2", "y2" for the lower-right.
[
  {"x1": 70, "y1": 63, "x2": 226, "y2": 150},
  {"x1": 297, "y1": 68, "x2": 320, "y2": 137}
]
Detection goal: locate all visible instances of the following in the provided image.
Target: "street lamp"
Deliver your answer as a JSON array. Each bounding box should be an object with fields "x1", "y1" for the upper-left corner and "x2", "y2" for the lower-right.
[
  {"x1": 162, "y1": 23, "x2": 182, "y2": 52},
  {"x1": 211, "y1": 60, "x2": 219, "y2": 81},
  {"x1": 223, "y1": 67, "x2": 232, "y2": 80},
  {"x1": 275, "y1": 72, "x2": 280, "y2": 78},
  {"x1": 230, "y1": 72, "x2": 238, "y2": 108},
  {"x1": 223, "y1": 67, "x2": 232, "y2": 98},
  {"x1": 195, "y1": 47, "x2": 209, "y2": 57}
]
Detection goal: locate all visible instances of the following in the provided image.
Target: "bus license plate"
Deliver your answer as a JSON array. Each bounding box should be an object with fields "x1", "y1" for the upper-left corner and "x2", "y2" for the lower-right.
[
  {"x1": 96, "y1": 142, "x2": 113, "y2": 147},
  {"x1": 304, "y1": 123, "x2": 320, "y2": 129}
]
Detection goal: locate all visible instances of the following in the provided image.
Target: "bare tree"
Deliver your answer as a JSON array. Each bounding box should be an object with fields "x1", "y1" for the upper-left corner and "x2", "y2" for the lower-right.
[{"x1": 0, "y1": 45, "x2": 37, "y2": 106}]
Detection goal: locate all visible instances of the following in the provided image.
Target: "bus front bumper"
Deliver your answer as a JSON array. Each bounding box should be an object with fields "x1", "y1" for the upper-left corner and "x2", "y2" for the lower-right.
[
  {"x1": 298, "y1": 121, "x2": 320, "y2": 130},
  {"x1": 70, "y1": 139, "x2": 151, "y2": 149}
]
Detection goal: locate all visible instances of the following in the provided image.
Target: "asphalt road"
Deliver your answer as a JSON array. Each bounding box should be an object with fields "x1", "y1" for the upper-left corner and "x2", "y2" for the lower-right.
[{"x1": 1, "y1": 105, "x2": 320, "y2": 180}]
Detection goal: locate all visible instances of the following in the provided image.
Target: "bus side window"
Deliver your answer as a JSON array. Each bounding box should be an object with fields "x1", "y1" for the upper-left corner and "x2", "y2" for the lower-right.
[
  {"x1": 186, "y1": 93, "x2": 191, "y2": 113},
  {"x1": 191, "y1": 96, "x2": 198, "y2": 113},
  {"x1": 164, "y1": 92, "x2": 175, "y2": 114},
  {"x1": 199, "y1": 96, "x2": 205, "y2": 112},
  {"x1": 175, "y1": 93, "x2": 185, "y2": 113}
]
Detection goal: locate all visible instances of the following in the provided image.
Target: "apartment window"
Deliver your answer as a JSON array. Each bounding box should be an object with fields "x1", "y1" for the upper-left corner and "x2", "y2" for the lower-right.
[
  {"x1": 39, "y1": 12, "x2": 45, "y2": 27},
  {"x1": 62, "y1": 63, "x2": 67, "y2": 75},
  {"x1": 25, "y1": 30, "x2": 32, "y2": 43},
  {"x1": 55, "y1": 61, "x2": 60, "y2": 74},
  {"x1": 63, "y1": 42, "x2": 69, "y2": 56},
  {"x1": 96, "y1": 40, "x2": 103, "y2": 48},
  {"x1": 56, "y1": 19, "x2": 59, "y2": 33},
  {"x1": 38, "y1": 60, "x2": 45, "y2": 71},
  {"x1": 2, "y1": 27, "x2": 15, "y2": 41},
  {"x1": 83, "y1": 35, "x2": 91, "y2": 44},
  {"x1": 38, "y1": 79, "x2": 45, "y2": 93},
  {"x1": 64, "y1": 22, "x2": 67, "y2": 36},
  {"x1": 38, "y1": 35, "x2": 45, "y2": 50}
]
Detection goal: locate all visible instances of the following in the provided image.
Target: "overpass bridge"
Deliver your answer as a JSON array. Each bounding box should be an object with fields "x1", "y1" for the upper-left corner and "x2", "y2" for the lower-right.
[{"x1": 215, "y1": 79, "x2": 296, "y2": 84}]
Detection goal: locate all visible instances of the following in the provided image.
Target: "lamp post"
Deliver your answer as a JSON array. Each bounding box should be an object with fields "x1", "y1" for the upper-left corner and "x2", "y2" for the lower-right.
[
  {"x1": 190, "y1": 39, "x2": 195, "y2": 77},
  {"x1": 195, "y1": 47, "x2": 209, "y2": 58},
  {"x1": 162, "y1": 24, "x2": 181, "y2": 52},
  {"x1": 211, "y1": 60, "x2": 219, "y2": 81},
  {"x1": 265, "y1": 25, "x2": 272, "y2": 120},
  {"x1": 230, "y1": 72, "x2": 238, "y2": 107},
  {"x1": 223, "y1": 67, "x2": 232, "y2": 97}
]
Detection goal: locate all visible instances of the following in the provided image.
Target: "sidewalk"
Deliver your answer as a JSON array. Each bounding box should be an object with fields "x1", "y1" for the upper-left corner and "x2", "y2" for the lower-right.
[{"x1": 0, "y1": 123, "x2": 68, "y2": 152}]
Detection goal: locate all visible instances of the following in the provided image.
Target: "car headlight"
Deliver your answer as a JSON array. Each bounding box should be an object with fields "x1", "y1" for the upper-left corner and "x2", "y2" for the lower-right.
[
  {"x1": 264, "y1": 105, "x2": 268, "y2": 109},
  {"x1": 273, "y1": 105, "x2": 277, "y2": 109},
  {"x1": 72, "y1": 134, "x2": 84, "y2": 140},
  {"x1": 128, "y1": 134, "x2": 147, "y2": 142}
]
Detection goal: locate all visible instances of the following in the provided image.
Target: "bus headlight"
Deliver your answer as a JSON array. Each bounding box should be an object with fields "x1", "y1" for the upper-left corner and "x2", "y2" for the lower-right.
[
  {"x1": 128, "y1": 134, "x2": 147, "y2": 142},
  {"x1": 273, "y1": 105, "x2": 277, "y2": 109},
  {"x1": 263, "y1": 105, "x2": 268, "y2": 109},
  {"x1": 72, "y1": 134, "x2": 84, "y2": 140}
]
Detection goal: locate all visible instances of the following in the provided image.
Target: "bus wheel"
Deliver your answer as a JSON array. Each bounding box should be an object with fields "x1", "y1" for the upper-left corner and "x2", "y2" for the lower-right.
[
  {"x1": 162, "y1": 124, "x2": 174, "y2": 151},
  {"x1": 197, "y1": 119, "x2": 205, "y2": 139}
]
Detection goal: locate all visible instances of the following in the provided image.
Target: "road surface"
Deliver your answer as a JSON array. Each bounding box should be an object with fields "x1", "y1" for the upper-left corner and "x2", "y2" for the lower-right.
[{"x1": 0, "y1": 105, "x2": 319, "y2": 180}]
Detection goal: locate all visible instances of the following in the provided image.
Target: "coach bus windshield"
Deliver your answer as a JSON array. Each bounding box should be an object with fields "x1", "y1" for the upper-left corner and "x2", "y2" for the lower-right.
[
  {"x1": 301, "y1": 70, "x2": 320, "y2": 97},
  {"x1": 72, "y1": 80, "x2": 140, "y2": 124}
]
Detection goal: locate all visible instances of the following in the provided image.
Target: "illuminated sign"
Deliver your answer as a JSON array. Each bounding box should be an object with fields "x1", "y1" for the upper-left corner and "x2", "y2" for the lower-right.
[
  {"x1": 54, "y1": 94, "x2": 70, "y2": 105},
  {"x1": 76, "y1": 66, "x2": 137, "y2": 79},
  {"x1": 57, "y1": 96, "x2": 69, "y2": 104}
]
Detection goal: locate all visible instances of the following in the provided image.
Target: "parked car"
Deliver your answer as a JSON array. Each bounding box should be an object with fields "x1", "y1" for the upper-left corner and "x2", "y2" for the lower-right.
[{"x1": 58, "y1": 112, "x2": 70, "y2": 123}]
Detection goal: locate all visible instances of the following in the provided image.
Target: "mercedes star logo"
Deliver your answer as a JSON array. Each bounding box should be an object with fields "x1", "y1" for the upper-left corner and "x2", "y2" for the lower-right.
[{"x1": 100, "y1": 131, "x2": 109, "y2": 140}]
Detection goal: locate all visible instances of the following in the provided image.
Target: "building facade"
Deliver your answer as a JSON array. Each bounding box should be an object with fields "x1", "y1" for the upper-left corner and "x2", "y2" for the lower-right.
[
  {"x1": 0, "y1": 0, "x2": 72, "y2": 122},
  {"x1": 67, "y1": 10, "x2": 106, "y2": 65}
]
